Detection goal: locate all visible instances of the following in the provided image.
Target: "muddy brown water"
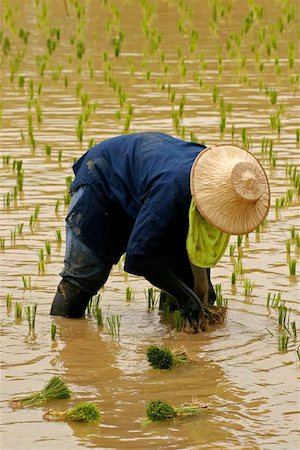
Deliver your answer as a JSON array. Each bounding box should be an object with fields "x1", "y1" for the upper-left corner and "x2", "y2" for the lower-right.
[{"x1": 0, "y1": 0, "x2": 299, "y2": 449}]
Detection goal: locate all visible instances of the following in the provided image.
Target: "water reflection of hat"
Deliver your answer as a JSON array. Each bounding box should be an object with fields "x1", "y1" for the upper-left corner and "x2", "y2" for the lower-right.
[{"x1": 190, "y1": 144, "x2": 270, "y2": 235}]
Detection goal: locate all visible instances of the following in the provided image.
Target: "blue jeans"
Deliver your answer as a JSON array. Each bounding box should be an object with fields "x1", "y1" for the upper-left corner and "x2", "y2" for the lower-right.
[{"x1": 60, "y1": 187, "x2": 112, "y2": 294}]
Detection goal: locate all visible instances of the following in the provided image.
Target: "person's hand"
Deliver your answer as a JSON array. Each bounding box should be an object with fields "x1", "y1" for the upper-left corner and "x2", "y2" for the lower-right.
[{"x1": 178, "y1": 294, "x2": 205, "y2": 333}]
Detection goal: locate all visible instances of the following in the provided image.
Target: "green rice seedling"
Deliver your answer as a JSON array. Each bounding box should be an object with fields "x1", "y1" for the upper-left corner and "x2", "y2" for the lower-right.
[
  {"x1": 95, "y1": 306, "x2": 103, "y2": 327},
  {"x1": 173, "y1": 310, "x2": 183, "y2": 331},
  {"x1": 17, "y1": 223, "x2": 24, "y2": 236},
  {"x1": 44, "y1": 402, "x2": 101, "y2": 423},
  {"x1": 25, "y1": 304, "x2": 37, "y2": 332},
  {"x1": 51, "y1": 322, "x2": 57, "y2": 340},
  {"x1": 296, "y1": 129, "x2": 300, "y2": 143},
  {"x1": 291, "y1": 321, "x2": 297, "y2": 338},
  {"x1": 76, "y1": 40, "x2": 85, "y2": 58},
  {"x1": 289, "y1": 259, "x2": 297, "y2": 276},
  {"x1": 106, "y1": 314, "x2": 121, "y2": 337},
  {"x1": 6, "y1": 293, "x2": 12, "y2": 309},
  {"x1": 45, "y1": 241, "x2": 51, "y2": 256},
  {"x1": 10, "y1": 375, "x2": 71, "y2": 408},
  {"x1": 0, "y1": 237, "x2": 5, "y2": 251},
  {"x1": 146, "y1": 345, "x2": 188, "y2": 370},
  {"x1": 145, "y1": 287, "x2": 157, "y2": 311},
  {"x1": 125, "y1": 286, "x2": 134, "y2": 302},
  {"x1": 15, "y1": 302, "x2": 22, "y2": 318},
  {"x1": 55, "y1": 229, "x2": 62, "y2": 243},
  {"x1": 229, "y1": 244, "x2": 235, "y2": 256},
  {"x1": 231, "y1": 271, "x2": 237, "y2": 285},
  {"x1": 144, "y1": 398, "x2": 208, "y2": 423},
  {"x1": 45, "y1": 144, "x2": 52, "y2": 156},
  {"x1": 286, "y1": 240, "x2": 291, "y2": 254},
  {"x1": 295, "y1": 234, "x2": 300, "y2": 248},
  {"x1": 237, "y1": 235, "x2": 243, "y2": 247},
  {"x1": 278, "y1": 302, "x2": 290, "y2": 328},
  {"x1": 290, "y1": 226, "x2": 296, "y2": 240},
  {"x1": 233, "y1": 257, "x2": 243, "y2": 276},
  {"x1": 243, "y1": 279, "x2": 254, "y2": 297},
  {"x1": 278, "y1": 334, "x2": 289, "y2": 352},
  {"x1": 55, "y1": 199, "x2": 61, "y2": 213},
  {"x1": 21, "y1": 274, "x2": 32, "y2": 290},
  {"x1": 58, "y1": 149, "x2": 62, "y2": 163},
  {"x1": 163, "y1": 302, "x2": 170, "y2": 321},
  {"x1": 296, "y1": 345, "x2": 300, "y2": 361}
]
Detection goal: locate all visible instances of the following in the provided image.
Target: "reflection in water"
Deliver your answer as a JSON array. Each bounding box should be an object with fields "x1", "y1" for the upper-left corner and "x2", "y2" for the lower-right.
[{"x1": 0, "y1": 0, "x2": 299, "y2": 449}]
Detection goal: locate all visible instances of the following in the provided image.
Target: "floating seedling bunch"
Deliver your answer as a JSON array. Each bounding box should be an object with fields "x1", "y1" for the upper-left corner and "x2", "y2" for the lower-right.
[
  {"x1": 146, "y1": 344, "x2": 189, "y2": 370},
  {"x1": 144, "y1": 398, "x2": 208, "y2": 423},
  {"x1": 10, "y1": 375, "x2": 71, "y2": 408},
  {"x1": 44, "y1": 402, "x2": 102, "y2": 423}
]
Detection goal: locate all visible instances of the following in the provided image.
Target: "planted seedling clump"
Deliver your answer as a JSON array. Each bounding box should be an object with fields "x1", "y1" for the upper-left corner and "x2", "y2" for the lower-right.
[
  {"x1": 9, "y1": 375, "x2": 71, "y2": 408},
  {"x1": 146, "y1": 344, "x2": 189, "y2": 370},
  {"x1": 44, "y1": 402, "x2": 102, "y2": 423}
]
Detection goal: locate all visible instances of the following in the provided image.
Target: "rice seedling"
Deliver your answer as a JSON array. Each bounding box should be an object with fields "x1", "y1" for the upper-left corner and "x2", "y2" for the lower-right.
[
  {"x1": 291, "y1": 321, "x2": 297, "y2": 339},
  {"x1": 6, "y1": 293, "x2": 12, "y2": 309},
  {"x1": 125, "y1": 286, "x2": 134, "y2": 302},
  {"x1": 15, "y1": 302, "x2": 23, "y2": 318},
  {"x1": 145, "y1": 287, "x2": 158, "y2": 311},
  {"x1": 17, "y1": 223, "x2": 24, "y2": 236},
  {"x1": 25, "y1": 304, "x2": 37, "y2": 332},
  {"x1": 237, "y1": 235, "x2": 243, "y2": 247},
  {"x1": 289, "y1": 259, "x2": 297, "y2": 276},
  {"x1": 278, "y1": 302, "x2": 290, "y2": 328},
  {"x1": 9, "y1": 375, "x2": 71, "y2": 408},
  {"x1": 106, "y1": 314, "x2": 121, "y2": 337},
  {"x1": 55, "y1": 199, "x2": 61, "y2": 213},
  {"x1": 51, "y1": 322, "x2": 57, "y2": 340},
  {"x1": 45, "y1": 241, "x2": 51, "y2": 256},
  {"x1": 278, "y1": 334, "x2": 289, "y2": 352},
  {"x1": 0, "y1": 237, "x2": 5, "y2": 251},
  {"x1": 173, "y1": 310, "x2": 183, "y2": 331},
  {"x1": 296, "y1": 345, "x2": 300, "y2": 361},
  {"x1": 229, "y1": 243, "x2": 235, "y2": 256},
  {"x1": 243, "y1": 278, "x2": 255, "y2": 297},
  {"x1": 266, "y1": 291, "x2": 282, "y2": 308},
  {"x1": 290, "y1": 226, "x2": 296, "y2": 240},
  {"x1": 285, "y1": 240, "x2": 291, "y2": 255},
  {"x1": 55, "y1": 229, "x2": 62, "y2": 243},
  {"x1": 21, "y1": 274, "x2": 32, "y2": 290},
  {"x1": 144, "y1": 398, "x2": 208, "y2": 423},
  {"x1": 163, "y1": 302, "x2": 170, "y2": 321},
  {"x1": 44, "y1": 402, "x2": 102, "y2": 423},
  {"x1": 95, "y1": 306, "x2": 103, "y2": 327},
  {"x1": 146, "y1": 345, "x2": 188, "y2": 370},
  {"x1": 231, "y1": 271, "x2": 237, "y2": 285}
]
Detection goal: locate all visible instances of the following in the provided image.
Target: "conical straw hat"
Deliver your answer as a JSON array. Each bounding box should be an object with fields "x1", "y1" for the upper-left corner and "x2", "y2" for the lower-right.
[{"x1": 190, "y1": 144, "x2": 270, "y2": 235}]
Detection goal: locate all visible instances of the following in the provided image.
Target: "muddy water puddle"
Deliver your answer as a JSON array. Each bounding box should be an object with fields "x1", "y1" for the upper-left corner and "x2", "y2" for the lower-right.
[{"x1": 0, "y1": 0, "x2": 299, "y2": 449}]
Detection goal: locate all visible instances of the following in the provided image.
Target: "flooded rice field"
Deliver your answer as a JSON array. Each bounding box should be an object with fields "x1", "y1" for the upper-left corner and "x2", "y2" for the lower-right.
[{"x1": 0, "y1": 0, "x2": 299, "y2": 448}]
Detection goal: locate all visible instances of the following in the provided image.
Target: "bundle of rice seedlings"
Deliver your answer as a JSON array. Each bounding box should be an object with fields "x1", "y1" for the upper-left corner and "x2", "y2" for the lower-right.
[
  {"x1": 144, "y1": 398, "x2": 208, "y2": 423},
  {"x1": 9, "y1": 375, "x2": 71, "y2": 408},
  {"x1": 44, "y1": 402, "x2": 102, "y2": 423},
  {"x1": 204, "y1": 305, "x2": 227, "y2": 325},
  {"x1": 146, "y1": 344, "x2": 189, "y2": 370}
]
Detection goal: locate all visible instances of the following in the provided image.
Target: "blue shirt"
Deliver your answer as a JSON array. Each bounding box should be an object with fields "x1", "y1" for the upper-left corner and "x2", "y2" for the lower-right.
[{"x1": 67, "y1": 132, "x2": 206, "y2": 277}]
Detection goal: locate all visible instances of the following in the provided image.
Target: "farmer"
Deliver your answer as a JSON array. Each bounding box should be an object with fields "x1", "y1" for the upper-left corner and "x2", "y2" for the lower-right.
[{"x1": 50, "y1": 132, "x2": 270, "y2": 328}]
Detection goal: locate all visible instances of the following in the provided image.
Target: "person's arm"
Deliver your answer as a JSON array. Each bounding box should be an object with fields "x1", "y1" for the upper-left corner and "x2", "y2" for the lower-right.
[
  {"x1": 141, "y1": 260, "x2": 204, "y2": 324},
  {"x1": 124, "y1": 189, "x2": 204, "y2": 324}
]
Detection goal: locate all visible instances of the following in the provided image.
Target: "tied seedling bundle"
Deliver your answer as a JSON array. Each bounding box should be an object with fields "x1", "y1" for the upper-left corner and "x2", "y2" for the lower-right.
[
  {"x1": 146, "y1": 344, "x2": 189, "y2": 370},
  {"x1": 144, "y1": 398, "x2": 208, "y2": 423},
  {"x1": 9, "y1": 375, "x2": 71, "y2": 408},
  {"x1": 44, "y1": 402, "x2": 102, "y2": 423}
]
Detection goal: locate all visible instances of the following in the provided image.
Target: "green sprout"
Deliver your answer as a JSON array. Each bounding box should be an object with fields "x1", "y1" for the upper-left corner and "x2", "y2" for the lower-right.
[
  {"x1": 51, "y1": 322, "x2": 57, "y2": 341},
  {"x1": 25, "y1": 304, "x2": 37, "y2": 332},
  {"x1": 289, "y1": 259, "x2": 297, "y2": 276},
  {"x1": 146, "y1": 345, "x2": 188, "y2": 370}
]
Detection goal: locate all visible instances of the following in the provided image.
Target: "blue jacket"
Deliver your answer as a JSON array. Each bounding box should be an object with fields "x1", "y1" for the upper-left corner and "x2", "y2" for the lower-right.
[{"x1": 67, "y1": 132, "x2": 206, "y2": 281}]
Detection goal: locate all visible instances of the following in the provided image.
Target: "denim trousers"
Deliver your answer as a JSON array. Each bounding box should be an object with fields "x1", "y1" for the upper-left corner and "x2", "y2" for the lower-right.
[{"x1": 59, "y1": 186, "x2": 112, "y2": 294}]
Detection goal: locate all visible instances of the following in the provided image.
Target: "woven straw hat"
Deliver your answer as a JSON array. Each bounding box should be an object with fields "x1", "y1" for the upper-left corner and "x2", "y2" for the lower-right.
[{"x1": 190, "y1": 144, "x2": 270, "y2": 235}]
